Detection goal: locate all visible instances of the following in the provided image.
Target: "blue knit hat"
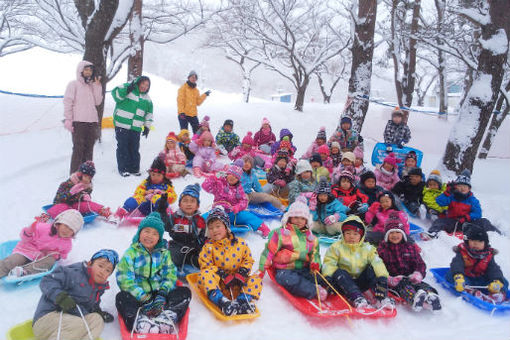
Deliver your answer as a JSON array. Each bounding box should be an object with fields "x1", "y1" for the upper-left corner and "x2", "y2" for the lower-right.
[
  {"x1": 133, "y1": 212, "x2": 166, "y2": 249},
  {"x1": 90, "y1": 249, "x2": 119, "y2": 269},
  {"x1": 180, "y1": 183, "x2": 201, "y2": 204},
  {"x1": 454, "y1": 169, "x2": 471, "y2": 188}
]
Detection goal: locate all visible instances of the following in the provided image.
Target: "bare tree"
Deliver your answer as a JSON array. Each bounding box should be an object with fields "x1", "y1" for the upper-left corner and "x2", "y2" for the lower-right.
[
  {"x1": 414, "y1": 59, "x2": 437, "y2": 106},
  {"x1": 127, "y1": 0, "x2": 143, "y2": 80},
  {"x1": 0, "y1": 0, "x2": 33, "y2": 57},
  {"x1": 315, "y1": 54, "x2": 348, "y2": 104}
]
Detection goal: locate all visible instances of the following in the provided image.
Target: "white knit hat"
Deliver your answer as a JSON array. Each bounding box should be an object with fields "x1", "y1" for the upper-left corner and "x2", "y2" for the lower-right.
[
  {"x1": 295, "y1": 160, "x2": 313, "y2": 175},
  {"x1": 54, "y1": 209, "x2": 84, "y2": 234},
  {"x1": 281, "y1": 199, "x2": 313, "y2": 228}
]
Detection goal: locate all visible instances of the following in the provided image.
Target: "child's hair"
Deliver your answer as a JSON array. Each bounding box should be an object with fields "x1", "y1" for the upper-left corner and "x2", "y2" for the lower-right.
[
  {"x1": 377, "y1": 191, "x2": 398, "y2": 210},
  {"x1": 164, "y1": 132, "x2": 179, "y2": 151},
  {"x1": 206, "y1": 206, "x2": 238, "y2": 245},
  {"x1": 146, "y1": 157, "x2": 172, "y2": 186}
]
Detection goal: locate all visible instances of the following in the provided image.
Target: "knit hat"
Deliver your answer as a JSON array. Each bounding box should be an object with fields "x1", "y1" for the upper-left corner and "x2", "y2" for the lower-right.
[
  {"x1": 360, "y1": 171, "x2": 376, "y2": 185},
  {"x1": 392, "y1": 107, "x2": 404, "y2": 117},
  {"x1": 464, "y1": 223, "x2": 489, "y2": 245},
  {"x1": 134, "y1": 212, "x2": 166, "y2": 249},
  {"x1": 340, "y1": 116, "x2": 352, "y2": 126},
  {"x1": 178, "y1": 129, "x2": 189, "y2": 139},
  {"x1": 408, "y1": 167, "x2": 423, "y2": 178},
  {"x1": 233, "y1": 158, "x2": 244, "y2": 168},
  {"x1": 316, "y1": 126, "x2": 327, "y2": 141},
  {"x1": 383, "y1": 211, "x2": 407, "y2": 242},
  {"x1": 427, "y1": 170, "x2": 443, "y2": 187},
  {"x1": 295, "y1": 159, "x2": 313, "y2": 175},
  {"x1": 188, "y1": 70, "x2": 198, "y2": 80},
  {"x1": 242, "y1": 132, "x2": 255, "y2": 146},
  {"x1": 383, "y1": 153, "x2": 401, "y2": 168},
  {"x1": 199, "y1": 115, "x2": 210, "y2": 129},
  {"x1": 279, "y1": 129, "x2": 293, "y2": 140},
  {"x1": 262, "y1": 117, "x2": 271, "y2": 126},
  {"x1": 227, "y1": 164, "x2": 243, "y2": 180},
  {"x1": 405, "y1": 150, "x2": 417, "y2": 161},
  {"x1": 339, "y1": 169, "x2": 355, "y2": 183},
  {"x1": 341, "y1": 216, "x2": 365, "y2": 237},
  {"x1": 78, "y1": 161, "x2": 96, "y2": 178},
  {"x1": 281, "y1": 200, "x2": 313, "y2": 228},
  {"x1": 180, "y1": 183, "x2": 201, "y2": 204},
  {"x1": 341, "y1": 152, "x2": 355, "y2": 164},
  {"x1": 149, "y1": 157, "x2": 166, "y2": 174},
  {"x1": 206, "y1": 206, "x2": 231, "y2": 238},
  {"x1": 315, "y1": 176, "x2": 331, "y2": 194},
  {"x1": 90, "y1": 249, "x2": 119, "y2": 269},
  {"x1": 310, "y1": 153, "x2": 323, "y2": 166},
  {"x1": 54, "y1": 209, "x2": 84, "y2": 235},
  {"x1": 241, "y1": 154, "x2": 254, "y2": 167},
  {"x1": 317, "y1": 144, "x2": 330, "y2": 156},
  {"x1": 198, "y1": 131, "x2": 214, "y2": 146},
  {"x1": 454, "y1": 169, "x2": 471, "y2": 188},
  {"x1": 223, "y1": 119, "x2": 234, "y2": 128},
  {"x1": 353, "y1": 147, "x2": 364, "y2": 160},
  {"x1": 166, "y1": 132, "x2": 178, "y2": 142},
  {"x1": 331, "y1": 141, "x2": 341, "y2": 150}
]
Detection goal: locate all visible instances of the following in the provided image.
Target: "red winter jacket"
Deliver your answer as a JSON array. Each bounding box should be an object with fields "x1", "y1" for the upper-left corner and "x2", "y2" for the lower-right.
[
  {"x1": 331, "y1": 185, "x2": 368, "y2": 209},
  {"x1": 450, "y1": 243, "x2": 503, "y2": 280}
]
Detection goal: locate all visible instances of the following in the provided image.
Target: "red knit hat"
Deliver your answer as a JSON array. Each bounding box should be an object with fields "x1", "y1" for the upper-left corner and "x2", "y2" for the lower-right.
[
  {"x1": 166, "y1": 132, "x2": 178, "y2": 142},
  {"x1": 383, "y1": 153, "x2": 401, "y2": 168},
  {"x1": 318, "y1": 144, "x2": 330, "y2": 156},
  {"x1": 242, "y1": 132, "x2": 255, "y2": 146}
]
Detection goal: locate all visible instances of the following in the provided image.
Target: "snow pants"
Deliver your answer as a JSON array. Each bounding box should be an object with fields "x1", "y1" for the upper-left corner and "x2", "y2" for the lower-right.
[
  {"x1": 327, "y1": 266, "x2": 378, "y2": 302},
  {"x1": 47, "y1": 201, "x2": 104, "y2": 218},
  {"x1": 197, "y1": 268, "x2": 262, "y2": 300},
  {"x1": 248, "y1": 192, "x2": 284, "y2": 210},
  {"x1": 116, "y1": 287, "x2": 191, "y2": 331},
  {"x1": 33, "y1": 311, "x2": 104, "y2": 340},
  {"x1": 168, "y1": 241, "x2": 201, "y2": 269},
  {"x1": 123, "y1": 197, "x2": 160, "y2": 216},
  {"x1": 0, "y1": 253, "x2": 56, "y2": 278},
  {"x1": 312, "y1": 221, "x2": 343, "y2": 236},
  {"x1": 115, "y1": 127, "x2": 141, "y2": 174},
  {"x1": 391, "y1": 277, "x2": 438, "y2": 305},
  {"x1": 70, "y1": 122, "x2": 97, "y2": 174},
  {"x1": 178, "y1": 114, "x2": 199, "y2": 134},
  {"x1": 275, "y1": 268, "x2": 324, "y2": 300},
  {"x1": 429, "y1": 217, "x2": 501, "y2": 234}
]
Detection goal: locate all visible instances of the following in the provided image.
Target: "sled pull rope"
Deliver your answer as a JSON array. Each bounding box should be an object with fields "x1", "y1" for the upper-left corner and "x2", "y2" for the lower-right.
[
  {"x1": 315, "y1": 271, "x2": 353, "y2": 313},
  {"x1": 313, "y1": 271, "x2": 323, "y2": 312},
  {"x1": 242, "y1": 287, "x2": 257, "y2": 314},
  {"x1": 130, "y1": 307, "x2": 142, "y2": 339},
  {"x1": 57, "y1": 311, "x2": 63, "y2": 340},
  {"x1": 77, "y1": 305, "x2": 94, "y2": 340}
]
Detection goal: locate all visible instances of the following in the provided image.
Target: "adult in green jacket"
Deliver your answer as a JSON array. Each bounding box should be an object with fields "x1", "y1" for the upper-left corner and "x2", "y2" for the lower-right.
[{"x1": 112, "y1": 76, "x2": 153, "y2": 177}]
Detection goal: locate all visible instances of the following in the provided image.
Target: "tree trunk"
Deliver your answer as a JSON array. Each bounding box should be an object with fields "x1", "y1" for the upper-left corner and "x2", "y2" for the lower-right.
[
  {"x1": 316, "y1": 72, "x2": 331, "y2": 104},
  {"x1": 442, "y1": 0, "x2": 510, "y2": 174},
  {"x1": 435, "y1": 0, "x2": 448, "y2": 119},
  {"x1": 128, "y1": 0, "x2": 143, "y2": 81},
  {"x1": 242, "y1": 67, "x2": 251, "y2": 103},
  {"x1": 294, "y1": 75, "x2": 310, "y2": 112},
  {"x1": 346, "y1": 0, "x2": 377, "y2": 131},
  {"x1": 390, "y1": 0, "x2": 404, "y2": 110}
]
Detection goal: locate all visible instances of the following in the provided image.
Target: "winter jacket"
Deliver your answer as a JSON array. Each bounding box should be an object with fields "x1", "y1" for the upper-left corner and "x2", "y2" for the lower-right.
[
  {"x1": 63, "y1": 60, "x2": 103, "y2": 124},
  {"x1": 374, "y1": 165, "x2": 400, "y2": 191},
  {"x1": 177, "y1": 81, "x2": 207, "y2": 117},
  {"x1": 377, "y1": 241, "x2": 426, "y2": 277},
  {"x1": 392, "y1": 178, "x2": 425, "y2": 203},
  {"x1": 116, "y1": 241, "x2": 177, "y2": 303},
  {"x1": 301, "y1": 141, "x2": 321, "y2": 160},
  {"x1": 179, "y1": 141, "x2": 194, "y2": 161},
  {"x1": 365, "y1": 203, "x2": 410, "y2": 234},
  {"x1": 202, "y1": 176, "x2": 248, "y2": 213},
  {"x1": 422, "y1": 184, "x2": 448, "y2": 213},
  {"x1": 450, "y1": 243, "x2": 504, "y2": 280},
  {"x1": 322, "y1": 216, "x2": 388, "y2": 279},
  {"x1": 189, "y1": 141, "x2": 223, "y2": 172},
  {"x1": 383, "y1": 120, "x2": 411, "y2": 146},
  {"x1": 359, "y1": 184, "x2": 385, "y2": 205},
  {"x1": 240, "y1": 170, "x2": 263, "y2": 195},
  {"x1": 312, "y1": 166, "x2": 331, "y2": 184},
  {"x1": 259, "y1": 223, "x2": 320, "y2": 271},
  {"x1": 200, "y1": 235, "x2": 254, "y2": 275},
  {"x1": 112, "y1": 77, "x2": 153, "y2": 132},
  {"x1": 229, "y1": 145, "x2": 271, "y2": 167},
  {"x1": 132, "y1": 179, "x2": 177, "y2": 206},
  {"x1": 288, "y1": 177, "x2": 316, "y2": 205},
  {"x1": 254, "y1": 128, "x2": 276, "y2": 147},
  {"x1": 436, "y1": 191, "x2": 481, "y2": 221},
  {"x1": 34, "y1": 262, "x2": 109, "y2": 324},
  {"x1": 331, "y1": 185, "x2": 368, "y2": 209},
  {"x1": 14, "y1": 221, "x2": 72, "y2": 261},
  {"x1": 53, "y1": 174, "x2": 93, "y2": 205},
  {"x1": 163, "y1": 147, "x2": 186, "y2": 168},
  {"x1": 323, "y1": 157, "x2": 334, "y2": 174},
  {"x1": 266, "y1": 164, "x2": 294, "y2": 185},
  {"x1": 311, "y1": 197, "x2": 348, "y2": 224},
  {"x1": 215, "y1": 128, "x2": 240, "y2": 152},
  {"x1": 331, "y1": 152, "x2": 342, "y2": 167},
  {"x1": 328, "y1": 128, "x2": 361, "y2": 151},
  {"x1": 271, "y1": 129, "x2": 297, "y2": 155},
  {"x1": 163, "y1": 209, "x2": 206, "y2": 250}
]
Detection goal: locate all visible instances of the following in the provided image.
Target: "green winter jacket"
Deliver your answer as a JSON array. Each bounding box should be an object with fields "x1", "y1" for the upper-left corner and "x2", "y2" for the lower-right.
[
  {"x1": 422, "y1": 183, "x2": 448, "y2": 213},
  {"x1": 288, "y1": 177, "x2": 316, "y2": 205},
  {"x1": 116, "y1": 241, "x2": 176, "y2": 303},
  {"x1": 112, "y1": 77, "x2": 153, "y2": 132}
]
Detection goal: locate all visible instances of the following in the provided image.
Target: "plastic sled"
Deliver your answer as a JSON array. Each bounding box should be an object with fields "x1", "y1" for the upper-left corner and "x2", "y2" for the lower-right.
[
  {"x1": 430, "y1": 267, "x2": 510, "y2": 314},
  {"x1": 42, "y1": 204, "x2": 98, "y2": 225},
  {"x1": 119, "y1": 308, "x2": 189, "y2": 340},
  {"x1": 258, "y1": 179, "x2": 268, "y2": 187},
  {"x1": 186, "y1": 272, "x2": 260, "y2": 321},
  {"x1": 371, "y1": 143, "x2": 423, "y2": 168},
  {"x1": 313, "y1": 232, "x2": 341, "y2": 246},
  {"x1": 7, "y1": 319, "x2": 104, "y2": 340},
  {"x1": 0, "y1": 240, "x2": 58, "y2": 285},
  {"x1": 409, "y1": 223, "x2": 424, "y2": 241},
  {"x1": 118, "y1": 207, "x2": 172, "y2": 227},
  {"x1": 101, "y1": 116, "x2": 114, "y2": 129},
  {"x1": 253, "y1": 168, "x2": 267, "y2": 180},
  {"x1": 201, "y1": 211, "x2": 252, "y2": 236},
  {"x1": 247, "y1": 202, "x2": 283, "y2": 219}
]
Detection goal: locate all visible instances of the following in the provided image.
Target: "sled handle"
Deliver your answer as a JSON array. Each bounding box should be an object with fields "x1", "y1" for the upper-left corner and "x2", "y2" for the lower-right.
[
  {"x1": 313, "y1": 271, "x2": 323, "y2": 312},
  {"x1": 57, "y1": 311, "x2": 63, "y2": 340},
  {"x1": 315, "y1": 271, "x2": 353, "y2": 313},
  {"x1": 131, "y1": 306, "x2": 142, "y2": 339},
  {"x1": 77, "y1": 305, "x2": 94, "y2": 340}
]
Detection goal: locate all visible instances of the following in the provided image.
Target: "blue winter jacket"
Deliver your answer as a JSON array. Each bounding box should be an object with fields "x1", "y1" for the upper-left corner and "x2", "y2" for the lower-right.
[
  {"x1": 436, "y1": 191, "x2": 482, "y2": 221},
  {"x1": 240, "y1": 171, "x2": 263, "y2": 195},
  {"x1": 312, "y1": 198, "x2": 348, "y2": 223}
]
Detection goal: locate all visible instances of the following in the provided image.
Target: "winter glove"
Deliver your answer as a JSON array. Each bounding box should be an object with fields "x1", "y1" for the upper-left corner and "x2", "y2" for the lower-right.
[
  {"x1": 257, "y1": 270, "x2": 265, "y2": 279},
  {"x1": 55, "y1": 292, "x2": 76, "y2": 313},
  {"x1": 231, "y1": 205, "x2": 241, "y2": 214},
  {"x1": 274, "y1": 179, "x2": 286, "y2": 188},
  {"x1": 216, "y1": 269, "x2": 227, "y2": 280},
  {"x1": 453, "y1": 274, "x2": 465, "y2": 292},
  {"x1": 81, "y1": 193, "x2": 91, "y2": 202},
  {"x1": 142, "y1": 126, "x2": 150, "y2": 138},
  {"x1": 488, "y1": 280, "x2": 503, "y2": 294},
  {"x1": 457, "y1": 215, "x2": 470, "y2": 225},
  {"x1": 324, "y1": 215, "x2": 337, "y2": 226},
  {"x1": 145, "y1": 193, "x2": 154, "y2": 201},
  {"x1": 387, "y1": 275, "x2": 404, "y2": 287},
  {"x1": 70, "y1": 183, "x2": 86, "y2": 195},
  {"x1": 205, "y1": 90, "x2": 211, "y2": 96},
  {"x1": 309, "y1": 262, "x2": 320, "y2": 273},
  {"x1": 64, "y1": 119, "x2": 74, "y2": 133},
  {"x1": 143, "y1": 293, "x2": 166, "y2": 317},
  {"x1": 374, "y1": 277, "x2": 388, "y2": 301},
  {"x1": 126, "y1": 81, "x2": 136, "y2": 94},
  {"x1": 408, "y1": 271, "x2": 423, "y2": 284},
  {"x1": 94, "y1": 309, "x2": 114, "y2": 323},
  {"x1": 156, "y1": 193, "x2": 169, "y2": 214},
  {"x1": 284, "y1": 167, "x2": 291, "y2": 175},
  {"x1": 357, "y1": 203, "x2": 369, "y2": 213}
]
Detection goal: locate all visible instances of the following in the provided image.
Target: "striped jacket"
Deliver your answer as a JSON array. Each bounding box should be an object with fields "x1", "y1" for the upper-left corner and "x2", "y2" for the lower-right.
[
  {"x1": 132, "y1": 179, "x2": 177, "y2": 206},
  {"x1": 116, "y1": 241, "x2": 177, "y2": 302},
  {"x1": 112, "y1": 77, "x2": 153, "y2": 132}
]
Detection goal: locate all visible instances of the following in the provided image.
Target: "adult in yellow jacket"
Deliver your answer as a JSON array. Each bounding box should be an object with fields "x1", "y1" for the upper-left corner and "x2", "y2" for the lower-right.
[
  {"x1": 177, "y1": 71, "x2": 210, "y2": 134},
  {"x1": 321, "y1": 216, "x2": 393, "y2": 309}
]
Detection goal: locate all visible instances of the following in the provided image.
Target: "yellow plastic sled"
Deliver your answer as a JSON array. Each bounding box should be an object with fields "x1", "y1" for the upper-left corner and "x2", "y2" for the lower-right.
[
  {"x1": 7, "y1": 319, "x2": 104, "y2": 340},
  {"x1": 186, "y1": 272, "x2": 260, "y2": 321},
  {"x1": 101, "y1": 116, "x2": 114, "y2": 129}
]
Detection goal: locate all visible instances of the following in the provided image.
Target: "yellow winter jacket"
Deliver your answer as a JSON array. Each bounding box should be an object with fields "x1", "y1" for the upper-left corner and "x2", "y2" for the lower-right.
[
  {"x1": 199, "y1": 235, "x2": 254, "y2": 275},
  {"x1": 132, "y1": 179, "x2": 177, "y2": 206},
  {"x1": 422, "y1": 183, "x2": 448, "y2": 213},
  {"x1": 322, "y1": 216, "x2": 389, "y2": 279},
  {"x1": 312, "y1": 166, "x2": 330, "y2": 183},
  {"x1": 177, "y1": 82, "x2": 207, "y2": 117}
]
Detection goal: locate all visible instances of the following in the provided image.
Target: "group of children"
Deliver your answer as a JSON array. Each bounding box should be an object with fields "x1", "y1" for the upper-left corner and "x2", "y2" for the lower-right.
[{"x1": 1, "y1": 109, "x2": 508, "y2": 338}]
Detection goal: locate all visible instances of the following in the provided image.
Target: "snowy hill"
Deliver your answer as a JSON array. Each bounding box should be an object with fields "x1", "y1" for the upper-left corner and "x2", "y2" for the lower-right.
[{"x1": 0, "y1": 49, "x2": 509, "y2": 340}]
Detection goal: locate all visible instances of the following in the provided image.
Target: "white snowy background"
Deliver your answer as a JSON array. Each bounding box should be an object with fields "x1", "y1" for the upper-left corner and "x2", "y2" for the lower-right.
[{"x1": 0, "y1": 49, "x2": 509, "y2": 340}]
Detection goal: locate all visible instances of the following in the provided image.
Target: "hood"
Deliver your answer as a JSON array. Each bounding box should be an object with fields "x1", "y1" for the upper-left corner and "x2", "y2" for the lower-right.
[
  {"x1": 340, "y1": 215, "x2": 367, "y2": 249},
  {"x1": 76, "y1": 60, "x2": 94, "y2": 83}
]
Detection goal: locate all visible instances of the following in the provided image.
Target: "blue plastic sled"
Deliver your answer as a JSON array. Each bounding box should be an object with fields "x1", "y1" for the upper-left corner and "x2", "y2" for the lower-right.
[
  {"x1": 247, "y1": 202, "x2": 283, "y2": 219},
  {"x1": 201, "y1": 212, "x2": 251, "y2": 236},
  {"x1": 0, "y1": 240, "x2": 58, "y2": 285},
  {"x1": 313, "y1": 232, "x2": 341, "y2": 246},
  {"x1": 371, "y1": 143, "x2": 423, "y2": 168},
  {"x1": 42, "y1": 204, "x2": 98, "y2": 225},
  {"x1": 409, "y1": 223, "x2": 424, "y2": 241},
  {"x1": 253, "y1": 168, "x2": 267, "y2": 180},
  {"x1": 430, "y1": 267, "x2": 510, "y2": 314}
]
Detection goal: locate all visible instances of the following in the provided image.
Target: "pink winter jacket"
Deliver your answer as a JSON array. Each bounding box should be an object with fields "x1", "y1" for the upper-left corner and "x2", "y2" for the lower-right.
[
  {"x1": 365, "y1": 203, "x2": 410, "y2": 234},
  {"x1": 164, "y1": 147, "x2": 186, "y2": 167},
  {"x1": 229, "y1": 146, "x2": 272, "y2": 169},
  {"x1": 13, "y1": 222, "x2": 72, "y2": 261},
  {"x1": 301, "y1": 141, "x2": 320, "y2": 160},
  {"x1": 374, "y1": 165, "x2": 400, "y2": 191},
  {"x1": 202, "y1": 176, "x2": 248, "y2": 213},
  {"x1": 63, "y1": 60, "x2": 103, "y2": 123}
]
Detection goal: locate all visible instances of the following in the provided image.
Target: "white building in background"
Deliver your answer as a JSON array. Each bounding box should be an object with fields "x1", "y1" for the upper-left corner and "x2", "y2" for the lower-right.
[{"x1": 426, "y1": 82, "x2": 463, "y2": 110}]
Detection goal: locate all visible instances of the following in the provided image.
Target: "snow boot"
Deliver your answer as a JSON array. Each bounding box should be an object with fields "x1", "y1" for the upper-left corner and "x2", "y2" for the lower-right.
[
  {"x1": 425, "y1": 292, "x2": 442, "y2": 313},
  {"x1": 379, "y1": 297, "x2": 396, "y2": 310},
  {"x1": 154, "y1": 310, "x2": 177, "y2": 334},
  {"x1": 135, "y1": 314, "x2": 159, "y2": 334},
  {"x1": 208, "y1": 289, "x2": 237, "y2": 316},
  {"x1": 8, "y1": 266, "x2": 25, "y2": 278},
  {"x1": 236, "y1": 294, "x2": 256, "y2": 314},
  {"x1": 120, "y1": 171, "x2": 130, "y2": 177},
  {"x1": 353, "y1": 296, "x2": 370, "y2": 309},
  {"x1": 411, "y1": 289, "x2": 427, "y2": 312}
]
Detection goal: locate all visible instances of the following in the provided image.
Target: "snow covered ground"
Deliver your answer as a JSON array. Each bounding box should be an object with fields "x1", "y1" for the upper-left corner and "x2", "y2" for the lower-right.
[{"x1": 0, "y1": 49, "x2": 509, "y2": 340}]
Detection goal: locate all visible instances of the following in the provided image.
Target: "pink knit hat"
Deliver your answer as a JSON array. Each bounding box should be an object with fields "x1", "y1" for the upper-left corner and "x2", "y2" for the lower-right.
[
  {"x1": 317, "y1": 144, "x2": 330, "y2": 156},
  {"x1": 227, "y1": 164, "x2": 243, "y2": 180},
  {"x1": 353, "y1": 146, "x2": 364, "y2": 159},
  {"x1": 262, "y1": 117, "x2": 271, "y2": 126},
  {"x1": 281, "y1": 200, "x2": 313, "y2": 228},
  {"x1": 198, "y1": 131, "x2": 215, "y2": 146},
  {"x1": 199, "y1": 115, "x2": 210, "y2": 129},
  {"x1": 383, "y1": 152, "x2": 401, "y2": 167},
  {"x1": 242, "y1": 132, "x2": 255, "y2": 146}
]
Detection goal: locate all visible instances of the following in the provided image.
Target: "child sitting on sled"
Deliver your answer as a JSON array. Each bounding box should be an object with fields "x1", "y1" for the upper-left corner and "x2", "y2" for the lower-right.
[
  {"x1": 288, "y1": 160, "x2": 317, "y2": 205},
  {"x1": 331, "y1": 170, "x2": 369, "y2": 216},
  {"x1": 161, "y1": 132, "x2": 187, "y2": 178},
  {"x1": 383, "y1": 107, "x2": 411, "y2": 148},
  {"x1": 374, "y1": 153, "x2": 401, "y2": 191},
  {"x1": 44, "y1": 161, "x2": 111, "y2": 220},
  {"x1": 311, "y1": 177, "x2": 348, "y2": 236},
  {"x1": 446, "y1": 223, "x2": 508, "y2": 303},
  {"x1": 265, "y1": 151, "x2": 295, "y2": 199},
  {"x1": 116, "y1": 212, "x2": 192, "y2": 334},
  {"x1": 157, "y1": 184, "x2": 206, "y2": 270},
  {"x1": 392, "y1": 167, "x2": 425, "y2": 216},
  {"x1": 364, "y1": 192, "x2": 409, "y2": 245},
  {"x1": 359, "y1": 171, "x2": 385, "y2": 206},
  {"x1": 322, "y1": 216, "x2": 394, "y2": 309},
  {"x1": 202, "y1": 165, "x2": 271, "y2": 237},
  {"x1": 377, "y1": 218, "x2": 442, "y2": 312},
  {"x1": 253, "y1": 117, "x2": 276, "y2": 154},
  {"x1": 178, "y1": 129, "x2": 194, "y2": 164},
  {"x1": 422, "y1": 170, "x2": 447, "y2": 221},
  {"x1": 198, "y1": 207, "x2": 263, "y2": 316},
  {"x1": 32, "y1": 249, "x2": 118, "y2": 340},
  {"x1": 259, "y1": 200, "x2": 327, "y2": 301},
  {"x1": 0, "y1": 210, "x2": 83, "y2": 279},
  {"x1": 301, "y1": 126, "x2": 327, "y2": 160},
  {"x1": 115, "y1": 157, "x2": 177, "y2": 219},
  {"x1": 215, "y1": 119, "x2": 240, "y2": 154},
  {"x1": 189, "y1": 130, "x2": 226, "y2": 176}
]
